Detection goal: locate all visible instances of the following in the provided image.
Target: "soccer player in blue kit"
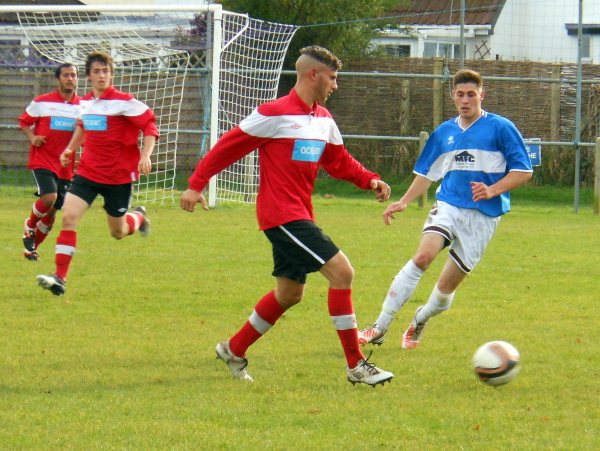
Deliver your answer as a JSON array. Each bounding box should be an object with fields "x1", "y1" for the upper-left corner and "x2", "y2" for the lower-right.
[{"x1": 359, "y1": 69, "x2": 533, "y2": 349}]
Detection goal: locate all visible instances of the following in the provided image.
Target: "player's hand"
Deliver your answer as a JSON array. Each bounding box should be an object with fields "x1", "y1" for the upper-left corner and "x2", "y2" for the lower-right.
[
  {"x1": 59, "y1": 148, "x2": 73, "y2": 167},
  {"x1": 471, "y1": 181, "x2": 497, "y2": 202},
  {"x1": 138, "y1": 156, "x2": 152, "y2": 177},
  {"x1": 31, "y1": 135, "x2": 46, "y2": 147},
  {"x1": 370, "y1": 179, "x2": 391, "y2": 202},
  {"x1": 383, "y1": 200, "x2": 408, "y2": 225},
  {"x1": 180, "y1": 189, "x2": 209, "y2": 212}
]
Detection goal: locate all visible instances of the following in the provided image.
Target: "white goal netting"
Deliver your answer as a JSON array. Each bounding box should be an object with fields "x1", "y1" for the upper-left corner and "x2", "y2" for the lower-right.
[
  {"x1": 17, "y1": 10, "x2": 190, "y2": 204},
  {"x1": 13, "y1": 6, "x2": 298, "y2": 205},
  {"x1": 206, "y1": 13, "x2": 298, "y2": 205}
]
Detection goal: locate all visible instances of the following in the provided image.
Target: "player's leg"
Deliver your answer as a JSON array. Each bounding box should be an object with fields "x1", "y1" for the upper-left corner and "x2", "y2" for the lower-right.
[
  {"x1": 215, "y1": 223, "x2": 313, "y2": 382},
  {"x1": 321, "y1": 251, "x2": 393, "y2": 386},
  {"x1": 359, "y1": 232, "x2": 447, "y2": 346},
  {"x1": 23, "y1": 169, "x2": 59, "y2": 260},
  {"x1": 36, "y1": 189, "x2": 90, "y2": 295},
  {"x1": 359, "y1": 202, "x2": 453, "y2": 346},
  {"x1": 37, "y1": 176, "x2": 96, "y2": 295},
  {"x1": 402, "y1": 258, "x2": 464, "y2": 349},
  {"x1": 34, "y1": 178, "x2": 68, "y2": 253},
  {"x1": 402, "y1": 208, "x2": 500, "y2": 349},
  {"x1": 103, "y1": 183, "x2": 149, "y2": 239},
  {"x1": 217, "y1": 277, "x2": 301, "y2": 382},
  {"x1": 34, "y1": 207, "x2": 57, "y2": 253}
]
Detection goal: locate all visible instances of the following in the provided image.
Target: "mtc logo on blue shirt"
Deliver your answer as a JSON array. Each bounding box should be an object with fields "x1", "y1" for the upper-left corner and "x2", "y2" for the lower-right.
[
  {"x1": 82, "y1": 115, "x2": 107, "y2": 131},
  {"x1": 292, "y1": 139, "x2": 325, "y2": 162},
  {"x1": 50, "y1": 116, "x2": 76, "y2": 131}
]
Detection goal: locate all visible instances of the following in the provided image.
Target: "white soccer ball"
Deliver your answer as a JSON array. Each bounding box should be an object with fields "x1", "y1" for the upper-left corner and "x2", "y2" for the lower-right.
[{"x1": 472, "y1": 340, "x2": 521, "y2": 386}]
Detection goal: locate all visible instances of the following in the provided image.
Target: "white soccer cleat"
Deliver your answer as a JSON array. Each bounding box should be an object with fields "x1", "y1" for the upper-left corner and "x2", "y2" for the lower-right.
[
  {"x1": 215, "y1": 341, "x2": 253, "y2": 382},
  {"x1": 402, "y1": 306, "x2": 427, "y2": 350},
  {"x1": 347, "y1": 358, "x2": 393, "y2": 387},
  {"x1": 134, "y1": 206, "x2": 151, "y2": 237},
  {"x1": 358, "y1": 324, "x2": 387, "y2": 346},
  {"x1": 37, "y1": 274, "x2": 66, "y2": 296}
]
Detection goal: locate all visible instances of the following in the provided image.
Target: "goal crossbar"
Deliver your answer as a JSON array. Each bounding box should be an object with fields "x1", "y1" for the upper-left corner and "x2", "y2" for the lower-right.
[{"x1": 0, "y1": 5, "x2": 223, "y2": 13}]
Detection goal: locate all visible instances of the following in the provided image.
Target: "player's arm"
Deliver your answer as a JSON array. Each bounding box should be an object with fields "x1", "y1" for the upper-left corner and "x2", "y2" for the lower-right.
[
  {"x1": 20, "y1": 125, "x2": 46, "y2": 147},
  {"x1": 60, "y1": 125, "x2": 85, "y2": 167},
  {"x1": 19, "y1": 104, "x2": 46, "y2": 147},
  {"x1": 471, "y1": 170, "x2": 532, "y2": 202},
  {"x1": 138, "y1": 135, "x2": 156, "y2": 177},
  {"x1": 383, "y1": 175, "x2": 432, "y2": 225},
  {"x1": 369, "y1": 179, "x2": 391, "y2": 202},
  {"x1": 181, "y1": 127, "x2": 265, "y2": 213}
]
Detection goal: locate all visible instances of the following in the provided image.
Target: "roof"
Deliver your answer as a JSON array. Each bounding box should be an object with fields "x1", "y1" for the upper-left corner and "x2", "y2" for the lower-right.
[
  {"x1": 0, "y1": 0, "x2": 86, "y2": 23},
  {"x1": 388, "y1": 0, "x2": 506, "y2": 27}
]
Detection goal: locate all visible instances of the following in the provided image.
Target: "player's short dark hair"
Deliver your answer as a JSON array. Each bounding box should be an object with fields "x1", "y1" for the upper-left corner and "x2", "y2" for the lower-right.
[
  {"x1": 85, "y1": 51, "x2": 114, "y2": 76},
  {"x1": 453, "y1": 69, "x2": 483, "y2": 88},
  {"x1": 55, "y1": 63, "x2": 77, "y2": 78},
  {"x1": 300, "y1": 45, "x2": 342, "y2": 71}
]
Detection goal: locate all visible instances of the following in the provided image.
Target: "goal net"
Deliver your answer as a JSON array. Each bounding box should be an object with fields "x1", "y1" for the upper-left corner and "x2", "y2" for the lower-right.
[{"x1": 11, "y1": 5, "x2": 297, "y2": 205}]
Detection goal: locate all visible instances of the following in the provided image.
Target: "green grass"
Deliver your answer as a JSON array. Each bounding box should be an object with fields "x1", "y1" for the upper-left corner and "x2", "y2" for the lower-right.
[{"x1": 1, "y1": 189, "x2": 599, "y2": 449}]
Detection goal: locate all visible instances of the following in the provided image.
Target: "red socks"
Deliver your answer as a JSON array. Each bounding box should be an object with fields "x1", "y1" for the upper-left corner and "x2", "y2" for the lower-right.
[
  {"x1": 55, "y1": 230, "x2": 77, "y2": 280},
  {"x1": 328, "y1": 288, "x2": 364, "y2": 369},
  {"x1": 125, "y1": 211, "x2": 143, "y2": 235},
  {"x1": 34, "y1": 214, "x2": 55, "y2": 249},
  {"x1": 26, "y1": 199, "x2": 50, "y2": 229},
  {"x1": 226, "y1": 288, "x2": 364, "y2": 369},
  {"x1": 229, "y1": 290, "x2": 285, "y2": 357}
]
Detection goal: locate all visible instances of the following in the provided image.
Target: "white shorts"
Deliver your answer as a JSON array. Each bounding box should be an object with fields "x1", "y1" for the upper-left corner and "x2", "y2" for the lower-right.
[{"x1": 423, "y1": 201, "x2": 500, "y2": 273}]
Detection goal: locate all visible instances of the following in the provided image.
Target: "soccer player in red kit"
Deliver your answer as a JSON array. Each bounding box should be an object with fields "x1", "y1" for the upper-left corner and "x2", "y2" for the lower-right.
[
  {"x1": 180, "y1": 46, "x2": 394, "y2": 386},
  {"x1": 19, "y1": 63, "x2": 79, "y2": 261},
  {"x1": 37, "y1": 51, "x2": 158, "y2": 296}
]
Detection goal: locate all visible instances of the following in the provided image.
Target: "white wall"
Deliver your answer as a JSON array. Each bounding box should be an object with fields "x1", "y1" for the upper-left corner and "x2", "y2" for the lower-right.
[{"x1": 492, "y1": 0, "x2": 600, "y2": 63}]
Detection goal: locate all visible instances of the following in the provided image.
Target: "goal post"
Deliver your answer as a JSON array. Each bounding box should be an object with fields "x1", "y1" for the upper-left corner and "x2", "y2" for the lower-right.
[{"x1": 1, "y1": 4, "x2": 297, "y2": 205}]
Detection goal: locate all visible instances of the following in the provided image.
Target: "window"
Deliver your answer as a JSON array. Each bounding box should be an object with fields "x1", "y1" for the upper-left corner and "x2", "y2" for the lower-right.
[
  {"x1": 424, "y1": 41, "x2": 465, "y2": 59},
  {"x1": 581, "y1": 34, "x2": 591, "y2": 59},
  {"x1": 383, "y1": 45, "x2": 410, "y2": 58}
]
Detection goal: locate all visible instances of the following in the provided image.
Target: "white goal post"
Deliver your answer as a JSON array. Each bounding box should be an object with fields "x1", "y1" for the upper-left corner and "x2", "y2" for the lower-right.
[{"x1": 1, "y1": 4, "x2": 297, "y2": 206}]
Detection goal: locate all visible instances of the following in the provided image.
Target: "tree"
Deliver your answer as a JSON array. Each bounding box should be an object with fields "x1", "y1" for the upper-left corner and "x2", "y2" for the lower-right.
[{"x1": 217, "y1": 0, "x2": 409, "y2": 67}]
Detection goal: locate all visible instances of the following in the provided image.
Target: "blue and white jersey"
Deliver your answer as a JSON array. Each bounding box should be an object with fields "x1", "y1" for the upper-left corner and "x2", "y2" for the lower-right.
[{"x1": 414, "y1": 111, "x2": 532, "y2": 217}]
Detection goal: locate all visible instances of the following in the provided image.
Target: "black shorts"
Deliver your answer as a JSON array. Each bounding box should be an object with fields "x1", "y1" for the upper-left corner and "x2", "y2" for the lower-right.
[
  {"x1": 263, "y1": 220, "x2": 340, "y2": 284},
  {"x1": 31, "y1": 168, "x2": 70, "y2": 210},
  {"x1": 68, "y1": 175, "x2": 132, "y2": 217}
]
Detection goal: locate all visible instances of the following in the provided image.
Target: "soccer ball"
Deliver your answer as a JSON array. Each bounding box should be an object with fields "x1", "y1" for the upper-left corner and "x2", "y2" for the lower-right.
[{"x1": 472, "y1": 341, "x2": 520, "y2": 386}]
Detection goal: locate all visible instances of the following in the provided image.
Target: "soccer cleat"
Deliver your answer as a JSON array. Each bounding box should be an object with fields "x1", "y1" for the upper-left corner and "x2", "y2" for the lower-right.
[
  {"x1": 24, "y1": 250, "x2": 40, "y2": 261},
  {"x1": 402, "y1": 306, "x2": 427, "y2": 350},
  {"x1": 215, "y1": 341, "x2": 254, "y2": 382},
  {"x1": 134, "y1": 206, "x2": 151, "y2": 237},
  {"x1": 347, "y1": 357, "x2": 393, "y2": 387},
  {"x1": 36, "y1": 274, "x2": 66, "y2": 296},
  {"x1": 22, "y1": 220, "x2": 36, "y2": 256},
  {"x1": 358, "y1": 324, "x2": 387, "y2": 346}
]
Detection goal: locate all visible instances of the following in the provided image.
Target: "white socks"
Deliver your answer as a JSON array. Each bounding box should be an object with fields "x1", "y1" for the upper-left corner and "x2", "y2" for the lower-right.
[
  {"x1": 376, "y1": 259, "x2": 424, "y2": 330},
  {"x1": 415, "y1": 284, "x2": 455, "y2": 324}
]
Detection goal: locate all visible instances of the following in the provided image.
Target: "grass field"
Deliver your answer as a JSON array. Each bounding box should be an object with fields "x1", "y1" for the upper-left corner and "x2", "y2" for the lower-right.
[{"x1": 1, "y1": 186, "x2": 599, "y2": 449}]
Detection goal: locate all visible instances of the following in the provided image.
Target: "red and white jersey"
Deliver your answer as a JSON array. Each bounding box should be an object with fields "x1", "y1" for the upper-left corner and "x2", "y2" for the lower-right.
[
  {"x1": 76, "y1": 85, "x2": 159, "y2": 185},
  {"x1": 188, "y1": 88, "x2": 379, "y2": 230},
  {"x1": 19, "y1": 90, "x2": 80, "y2": 179}
]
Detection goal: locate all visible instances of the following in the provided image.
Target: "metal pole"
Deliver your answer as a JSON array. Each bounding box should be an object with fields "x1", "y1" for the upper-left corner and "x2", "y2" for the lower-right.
[
  {"x1": 208, "y1": 7, "x2": 223, "y2": 208},
  {"x1": 460, "y1": 0, "x2": 465, "y2": 68},
  {"x1": 574, "y1": 0, "x2": 583, "y2": 213}
]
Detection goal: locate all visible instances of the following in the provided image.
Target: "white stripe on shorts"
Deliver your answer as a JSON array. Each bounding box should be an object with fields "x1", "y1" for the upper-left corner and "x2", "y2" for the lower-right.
[{"x1": 278, "y1": 224, "x2": 326, "y2": 264}]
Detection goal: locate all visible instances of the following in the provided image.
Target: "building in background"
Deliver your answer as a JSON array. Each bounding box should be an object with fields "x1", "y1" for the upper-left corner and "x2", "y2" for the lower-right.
[{"x1": 373, "y1": 0, "x2": 600, "y2": 64}]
